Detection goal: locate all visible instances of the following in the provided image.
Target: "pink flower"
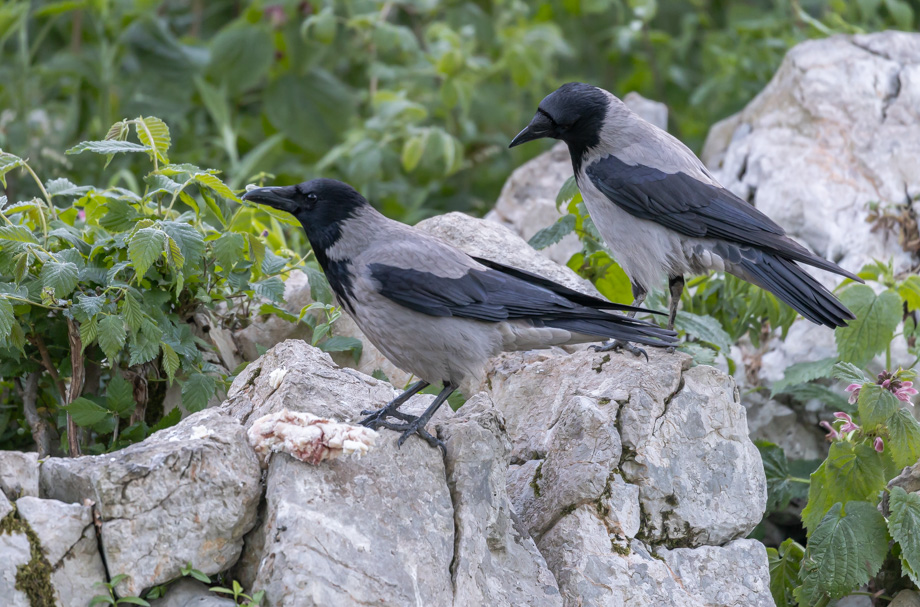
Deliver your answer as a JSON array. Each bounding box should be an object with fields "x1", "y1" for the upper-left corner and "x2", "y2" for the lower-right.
[
  {"x1": 874, "y1": 437, "x2": 884, "y2": 453},
  {"x1": 895, "y1": 381, "x2": 918, "y2": 404},
  {"x1": 882, "y1": 379, "x2": 892, "y2": 389},
  {"x1": 77, "y1": 209, "x2": 86, "y2": 221},
  {"x1": 845, "y1": 383, "x2": 861, "y2": 405},
  {"x1": 833, "y1": 412, "x2": 860, "y2": 433},
  {"x1": 820, "y1": 421, "x2": 839, "y2": 440}
]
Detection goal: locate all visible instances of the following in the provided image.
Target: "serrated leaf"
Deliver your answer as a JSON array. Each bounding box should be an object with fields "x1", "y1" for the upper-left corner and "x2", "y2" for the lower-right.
[
  {"x1": 889, "y1": 486, "x2": 920, "y2": 585},
  {"x1": 192, "y1": 173, "x2": 238, "y2": 202},
  {"x1": 99, "y1": 199, "x2": 140, "y2": 232},
  {"x1": 305, "y1": 266, "x2": 333, "y2": 304},
  {"x1": 0, "y1": 225, "x2": 38, "y2": 244},
  {"x1": 98, "y1": 314, "x2": 127, "y2": 361},
  {"x1": 555, "y1": 175, "x2": 581, "y2": 209},
  {"x1": 65, "y1": 140, "x2": 150, "y2": 156},
  {"x1": 40, "y1": 259, "x2": 79, "y2": 297},
  {"x1": 259, "y1": 303, "x2": 299, "y2": 323},
  {"x1": 767, "y1": 538, "x2": 804, "y2": 607},
  {"x1": 778, "y1": 382, "x2": 851, "y2": 411},
  {"x1": 755, "y1": 440, "x2": 794, "y2": 514},
  {"x1": 122, "y1": 292, "x2": 144, "y2": 332},
  {"x1": 128, "y1": 327, "x2": 160, "y2": 366},
  {"x1": 104, "y1": 120, "x2": 127, "y2": 141},
  {"x1": 0, "y1": 151, "x2": 24, "y2": 188},
  {"x1": 797, "y1": 501, "x2": 889, "y2": 600},
  {"x1": 161, "y1": 342, "x2": 180, "y2": 384},
  {"x1": 128, "y1": 227, "x2": 166, "y2": 279},
  {"x1": 0, "y1": 297, "x2": 13, "y2": 340},
  {"x1": 771, "y1": 357, "x2": 836, "y2": 396},
  {"x1": 674, "y1": 310, "x2": 732, "y2": 353},
  {"x1": 62, "y1": 397, "x2": 110, "y2": 427},
  {"x1": 46, "y1": 177, "x2": 92, "y2": 198},
  {"x1": 887, "y1": 407, "x2": 920, "y2": 468},
  {"x1": 251, "y1": 277, "x2": 285, "y2": 302},
  {"x1": 150, "y1": 407, "x2": 181, "y2": 433},
  {"x1": 73, "y1": 294, "x2": 106, "y2": 323},
  {"x1": 161, "y1": 221, "x2": 205, "y2": 270},
  {"x1": 833, "y1": 361, "x2": 867, "y2": 385},
  {"x1": 212, "y1": 232, "x2": 245, "y2": 269},
  {"x1": 80, "y1": 316, "x2": 98, "y2": 350},
  {"x1": 529, "y1": 214, "x2": 576, "y2": 250},
  {"x1": 899, "y1": 275, "x2": 920, "y2": 311},
  {"x1": 181, "y1": 372, "x2": 216, "y2": 412},
  {"x1": 135, "y1": 116, "x2": 171, "y2": 164},
  {"x1": 165, "y1": 235, "x2": 185, "y2": 270},
  {"x1": 106, "y1": 373, "x2": 136, "y2": 417},
  {"x1": 857, "y1": 383, "x2": 900, "y2": 430},
  {"x1": 319, "y1": 335, "x2": 363, "y2": 363},
  {"x1": 835, "y1": 285, "x2": 902, "y2": 367}
]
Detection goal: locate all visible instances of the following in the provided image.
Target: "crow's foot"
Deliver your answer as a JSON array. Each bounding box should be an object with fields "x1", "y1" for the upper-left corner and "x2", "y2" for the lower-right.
[
  {"x1": 359, "y1": 406, "x2": 417, "y2": 430},
  {"x1": 591, "y1": 339, "x2": 649, "y2": 361},
  {"x1": 375, "y1": 419, "x2": 445, "y2": 452}
]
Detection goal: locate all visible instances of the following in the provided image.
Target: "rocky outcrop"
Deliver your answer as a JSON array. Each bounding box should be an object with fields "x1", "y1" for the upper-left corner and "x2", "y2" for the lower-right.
[
  {"x1": 39, "y1": 409, "x2": 262, "y2": 596},
  {"x1": 0, "y1": 451, "x2": 39, "y2": 500},
  {"x1": 149, "y1": 579, "x2": 237, "y2": 606}
]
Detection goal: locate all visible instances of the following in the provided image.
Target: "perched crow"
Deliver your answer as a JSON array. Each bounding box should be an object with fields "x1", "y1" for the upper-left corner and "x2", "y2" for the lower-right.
[
  {"x1": 511, "y1": 82, "x2": 862, "y2": 353},
  {"x1": 242, "y1": 179, "x2": 677, "y2": 448}
]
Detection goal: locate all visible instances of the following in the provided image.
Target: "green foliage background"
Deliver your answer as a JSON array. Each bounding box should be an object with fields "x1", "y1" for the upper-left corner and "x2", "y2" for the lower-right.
[{"x1": 2, "y1": 0, "x2": 917, "y2": 223}]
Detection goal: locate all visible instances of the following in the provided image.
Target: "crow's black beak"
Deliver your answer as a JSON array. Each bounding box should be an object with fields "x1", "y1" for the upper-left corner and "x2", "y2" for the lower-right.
[
  {"x1": 241, "y1": 186, "x2": 297, "y2": 213},
  {"x1": 509, "y1": 112, "x2": 555, "y2": 148}
]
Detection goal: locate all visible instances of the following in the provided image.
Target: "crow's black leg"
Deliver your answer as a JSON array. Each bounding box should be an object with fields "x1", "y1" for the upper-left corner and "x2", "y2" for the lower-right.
[
  {"x1": 360, "y1": 380, "x2": 429, "y2": 429},
  {"x1": 592, "y1": 282, "x2": 648, "y2": 359},
  {"x1": 667, "y1": 275, "x2": 685, "y2": 331},
  {"x1": 394, "y1": 383, "x2": 454, "y2": 452}
]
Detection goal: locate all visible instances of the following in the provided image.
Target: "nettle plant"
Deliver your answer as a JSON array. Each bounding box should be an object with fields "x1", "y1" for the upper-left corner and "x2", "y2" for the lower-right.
[{"x1": 0, "y1": 117, "x2": 355, "y2": 456}]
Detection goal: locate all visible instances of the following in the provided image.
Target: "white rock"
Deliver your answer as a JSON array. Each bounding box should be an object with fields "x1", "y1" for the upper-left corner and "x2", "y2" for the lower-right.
[
  {"x1": 0, "y1": 518, "x2": 31, "y2": 607},
  {"x1": 0, "y1": 451, "x2": 39, "y2": 500},
  {"x1": 39, "y1": 409, "x2": 262, "y2": 596},
  {"x1": 16, "y1": 496, "x2": 107, "y2": 607},
  {"x1": 149, "y1": 578, "x2": 237, "y2": 607}
]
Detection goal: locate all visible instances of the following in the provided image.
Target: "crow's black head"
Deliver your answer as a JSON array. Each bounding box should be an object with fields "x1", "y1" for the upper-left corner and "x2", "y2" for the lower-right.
[
  {"x1": 510, "y1": 82, "x2": 608, "y2": 153},
  {"x1": 242, "y1": 178, "x2": 368, "y2": 251}
]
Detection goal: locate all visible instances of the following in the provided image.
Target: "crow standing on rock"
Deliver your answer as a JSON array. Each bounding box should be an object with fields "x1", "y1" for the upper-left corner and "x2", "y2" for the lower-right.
[
  {"x1": 511, "y1": 82, "x2": 862, "y2": 355},
  {"x1": 242, "y1": 179, "x2": 677, "y2": 448}
]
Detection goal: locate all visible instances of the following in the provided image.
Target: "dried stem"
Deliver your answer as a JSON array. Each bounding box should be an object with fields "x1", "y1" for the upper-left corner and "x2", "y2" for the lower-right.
[
  {"x1": 30, "y1": 334, "x2": 66, "y2": 403},
  {"x1": 66, "y1": 319, "x2": 84, "y2": 457},
  {"x1": 13, "y1": 373, "x2": 58, "y2": 457},
  {"x1": 129, "y1": 367, "x2": 148, "y2": 426}
]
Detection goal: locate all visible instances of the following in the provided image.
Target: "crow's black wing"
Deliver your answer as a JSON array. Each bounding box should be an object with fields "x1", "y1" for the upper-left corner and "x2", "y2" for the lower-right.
[{"x1": 585, "y1": 155, "x2": 861, "y2": 281}]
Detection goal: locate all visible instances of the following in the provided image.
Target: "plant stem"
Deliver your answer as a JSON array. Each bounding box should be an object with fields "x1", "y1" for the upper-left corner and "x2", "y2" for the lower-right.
[
  {"x1": 14, "y1": 372, "x2": 57, "y2": 457},
  {"x1": 23, "y1": 161, "x2": 55, "y2": 220},
  {"x1": 66, "y1": 318, "x2": 84, "y2": 457},
  {"x1": 788, "y1": 476, "x2": 811, "y2": 484}
]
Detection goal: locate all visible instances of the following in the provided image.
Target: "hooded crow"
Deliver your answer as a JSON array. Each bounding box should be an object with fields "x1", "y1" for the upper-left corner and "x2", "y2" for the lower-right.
[
  {"x1": 242, "y1": 179, "x2": 677, "y2": 448},
  {"x1": 511, "y1": 82, "x2": 862, "y2": 351}
]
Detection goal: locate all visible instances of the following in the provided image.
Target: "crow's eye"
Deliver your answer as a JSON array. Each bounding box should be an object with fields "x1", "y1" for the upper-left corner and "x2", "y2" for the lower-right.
[{"x1": 306, "y1": 193, "x2": 318, "y2": 203}]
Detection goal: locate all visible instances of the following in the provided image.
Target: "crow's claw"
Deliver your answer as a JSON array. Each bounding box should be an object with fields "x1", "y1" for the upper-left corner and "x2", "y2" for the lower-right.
[
  {"x1": 375, "y1": 419, "x2": 445, "y2": 452},
  {"x1": 591, "y1": 339, "x2": 649, "y2": 361},
  {"x1": 359, "y1": 407, "x2": 416, "y2": 428}
]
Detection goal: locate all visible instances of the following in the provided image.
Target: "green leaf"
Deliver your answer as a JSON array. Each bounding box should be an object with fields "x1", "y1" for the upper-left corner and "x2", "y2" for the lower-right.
[
  {"x1": 104, "y1": 120, "x2": 127, "y2": 141},
  {"x1": 192, "y1": 173, "x2": 238, "y2": 202},
  {"x1": 251, "y1": 277, "x2": 285, "y2": 303},
  {"x1": 129, "y1": 324, "x2": 161, "y2": 366},
  {"x1": 122, "y1": 292, "x2": 144, "y2": 332},
  {"x1": 73, "y1": 295, "x2": 106, "y2": 323},
  {"x1": 529, "y1": 214, "x2": 576, "y2": 250},
  {"x1": 135, "y1": 116, "x2": 171, "y2": 165},
  {"x1": 899, "y1": 275, "x2": 920, "y2": 311},
  {"x1": 165, "y1": 235, "x2": 185, "y2": 270},
  {"x1": 99, "y1": 199, "x2": 140, "y2": 232},
  {"x1": 796, "y1": 501, "x2": 889, "y2": 601},
  {"x1": 555, "y1": 175, "x2": 580, "y2": 209},
  {"x1": 0, "y1": 297, "x2": 13, "y2": 341},
  {"x1": 161, "y1": 343, "x2": 180, "y2": 384},
  {"x1": 62, "y1": 397, "x2": 110, "y2": 427},
  {"x1": 150, "y1": 407, "x2": 181, "y2": 433},
  {"x1": 755, "y1": 440, "x2": 794, "y2": 514},
  {"x1": 319, "y1": 335, "x2": 363, "y2": 362},
  {"x1": 106, "y1": 373, "x2": 136, "y2": 417},
  {"x1": 833, "y1": 361, "x2": 867, "y2": 385},
  {"x1": 889, "y1": 486, "x2": 920, "y2": 585},
  {"x1": 305, "y1": 266, "x2": 333, "y2": 305},
  {"x1": 674, "y1": 310, "x2": 732, "y2": 353},
  {"x1": 857, "y1": 383, "x2": 900, "y2": 430},
  {"x1": 401, "y1": 132, "x2": 428, "y2": 172},
  {"x1": 181, "y1": 373, "x2": 216, "y2": 413},
  {"x1": 0, "y1": 151, "x2": 24, "y2": 187},
  {"x1": 770, "y1": 357, "x2": 836, "y2": 396},
  {"x1": 65, "y1": 140, "x2": 150, "y2": 156},
  {"x1": 835, "y1": 285, "x2": 902, "y2": 367},
  {"x1": 212, "y1": 232, "x2": 245, "y2": 269},
  {"x1": 40, "y1": 259, "x2": 79, "y2": 298},
  {"x1": 98, "y1": 315, "x2": 127, "y2": 362},
  {"x1": 767, "y1": 538, "x2": 804, "y2": 607},
  {"x1": 887, "y1": 407, "x2": 920, "y2": 469},
  {"x1": 80, "y1": 316, "x2": 98, "y2": 350},
  {"x1": 128, "y1": 228, "x2": 166, "y2": 279},
  {"x1": 116, "y1": 597, "x2": 150, "y2": 606},
  {"x1": 0, "y1": 225, "x2": 38, "y2": 244}
]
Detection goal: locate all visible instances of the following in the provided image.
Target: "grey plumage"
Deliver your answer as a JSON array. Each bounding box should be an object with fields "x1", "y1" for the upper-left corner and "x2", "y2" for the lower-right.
[
  {"x1": 241, "y1": 178, "x2": 676, "y2": 448},
  {"x1": 511, "y1": 82, "x2": 862, "y2": 329}
]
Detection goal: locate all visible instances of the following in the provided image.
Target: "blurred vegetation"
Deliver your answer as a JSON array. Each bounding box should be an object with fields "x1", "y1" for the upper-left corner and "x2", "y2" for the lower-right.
[{"x1": 2, "y1": 0, "x2": 917, "y2": 225}]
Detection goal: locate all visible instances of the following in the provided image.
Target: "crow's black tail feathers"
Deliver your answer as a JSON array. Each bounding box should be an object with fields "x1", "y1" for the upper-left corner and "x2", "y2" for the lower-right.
[
  {"x1": 736, "y1": 253, "x2": 855, "y2": 329},
  {"x1": 546, "y1": 315, "x2": 678, "y2": 348}
]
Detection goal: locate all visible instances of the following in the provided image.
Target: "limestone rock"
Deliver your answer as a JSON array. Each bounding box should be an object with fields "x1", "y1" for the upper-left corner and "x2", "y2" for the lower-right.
[
  {"x1": 416, "y1": 211, "x2": 600, "y2": 297},
  {"x1": 486, "y1": 348, "x2": 766, "y2": 548},
  {"x1": 0, "y1": 498, "x2": 31, "y2": 607},
  {"x1": 0, "y1": 451, "x2": 39, "y2": 500},
  {"x1": 487, "y1": 92, "x2": 669, "y2": 266},
  {"x1": 16, "y1": 496, "x2": 107, "y2": 607},
  {"x1": 892, "y1": 590, "x2": 920, "y2": 607},
  {"x1": 702, "y1": 31, "x2": 920, "y2": 380},
  {"x1": 149, "y1": 579, "x2": 237, "y2": 607},
  {"x1": 39, "y1": 409, "x2": 262, "y2": 596},
  {"x1": 438, "y1": 394, "x2": 562, "y2": 607}
]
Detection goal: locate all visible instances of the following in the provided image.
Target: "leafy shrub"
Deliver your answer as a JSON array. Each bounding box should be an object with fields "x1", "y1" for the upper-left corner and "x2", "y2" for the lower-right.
[{"x1": 0, "y1": 117, "x2": 352, "y2": 456}]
